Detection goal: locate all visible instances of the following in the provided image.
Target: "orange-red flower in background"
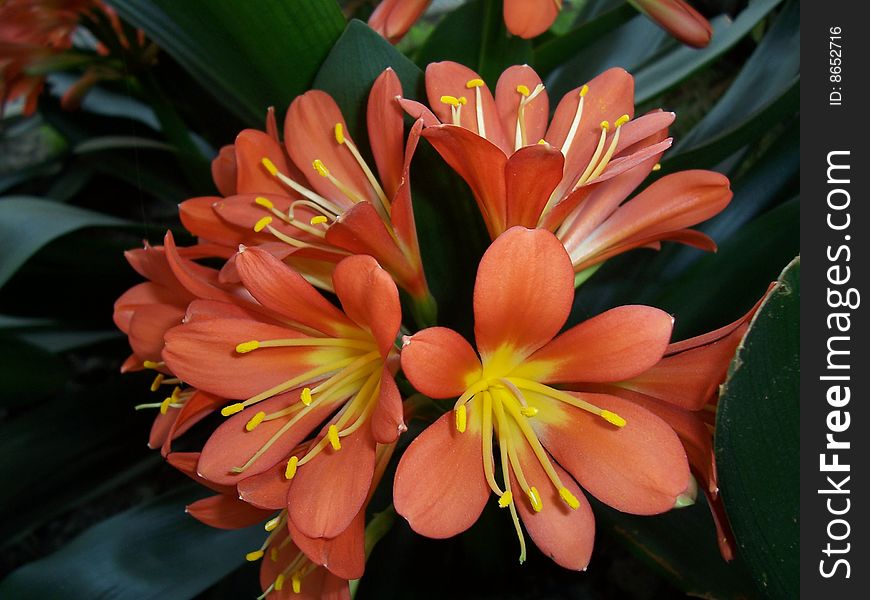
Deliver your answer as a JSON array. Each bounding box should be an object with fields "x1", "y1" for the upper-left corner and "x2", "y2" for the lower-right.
[
  {"x1": 503, "y1": 0, "x2": 562, "y2": 39},
  {"x1": 162, "y1": 248, "x2": 406, "y2": 542},
  {"x1": 400, "y1": 62, "x2": 731, "y2": 277},
  {"x1": 394, "y1": 227, "x2": 690, "y2": 568},
  {"x1": 368, "y1": 0, "x2": 431, "y2": 44},
  {"x1": 178, "y1": 69, "x2": 434, "y2": 319},
  {"x1": 630, "y1": 0, "x2": 713, "y2": 48}
]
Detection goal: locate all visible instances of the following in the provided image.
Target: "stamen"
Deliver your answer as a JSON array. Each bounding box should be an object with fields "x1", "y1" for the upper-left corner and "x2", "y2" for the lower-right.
[
  {"x1": 246, "y1": 550, "x2": 264, "y2": 562},
  {"x1": 498, "y1": 491, "x2": 513, "y2": 507},
  {"x1": 312, "y1": 159, "x2": 363, "y2": 204},
  {"x1": 292, "y1": 574, "x2": 302, "y2": 594},
  {"x1": 528, "y1": 487, "x2": 543, "y2": 512},
  {"x1": 601, "y1": 410, "x2": 627, "y2": 427},
  {"x1": 236, "y1": 337, "x2": 375, "y2": 353},
  {"x1": 583, "y1": 114, "x2": 629, "y2": 183},
  {"x1": 285, "y1": 456, "x2": 299, "y2": 480},
  {"x1": 441, "y1": 95, "x2": 463, "y2": 126},
  {"x1": 310, "y1": 215, "x2": 328, "y2": 225},
  {"x1": 516, "y1": 84, "x2": 530, "y2": 96},
  {"x1": 236, "y1": 340, "x2": 260, "y2": 353},
  {"x1": 507, "y1": 377, "x2": 627, "y2": 427},
  {"x1": 270, "y1": 547, "x2": 279, "y2": 562},
  {"x1": 470, "y1": 80, "x2": 486, "y2": 138},
  {"x1": 334, "y1": 123, "x2": 344, "y2": 144},
  {"x1": 560, "y1": 85, "x2": 589, "y2": 157},
  {"x1": 254, "y1": 196, "x2": 274, "y2": 210},
  {"x1": 652, "y1": 162, "x2": 662, "y2": 171},
  {"x1": 150, "y1": 373, "x2": 164, "y2": 391},
  {"x1": 481, "y1": 391, "x2": 505, "y2": 497},
  {"x1": 466, "y1": 78, "x2": 485, "y2": 89},
  {"x1": 332, "y1": 122, "x2": 392, "y2": 218},
  {"x1": 455, "y1": 404, "x2": 467, "y2": 433},
  {"x1": 327, "y1": 424, "x2": 341, "y2": 450},
  {"x1": 559, "y1": 487, "x2": 580, "y2": 510},
  {"x1": 159, "y1": 397, "x2": 171, "y2": 415},
  {"x1": 520, "y1": 406, "x2": 538, "y2": 417},
  {"x1": 274, "y1": 574, "x2": 285, "y2": 591},
  {"x1": 440, "y1": 95, "x2": 461, "y2": 106},
  {"x1": 494, "y1": 398, "x2": 527, "y2": 563},
  {"x1": 245, "y1": 411, "x2": 266, "y2": 431},
  {"x1": 301, "y1": 387, "x2": 313, "y2": 406},
  {"x1": 260, "y1": 157, "x2": 344, "y2": 216},
  {"x1": 254, "y1": 216, "x2": 272, "y2": 233},
  {"x1": 221, "y1": 403, "x2": 245, "y2": 417},
  {"x1": 142, "y1": 360, "x2": 163, "y2": 370},
  {"x1": 572, "y1": 121, "x2": 610, "y2": 188},
  {"x1": 264, "y1": 515, "x2": 281, "y2": 532}
]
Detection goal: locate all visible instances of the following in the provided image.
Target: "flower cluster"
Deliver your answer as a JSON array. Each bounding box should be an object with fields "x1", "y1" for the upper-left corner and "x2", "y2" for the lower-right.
[{"x1": 114, "y1": 62, "x2": 764, "y2": 597}]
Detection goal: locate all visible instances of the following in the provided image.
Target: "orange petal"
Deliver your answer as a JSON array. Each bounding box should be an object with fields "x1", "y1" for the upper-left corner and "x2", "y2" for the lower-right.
[
  {"x1": 148, "y1": 409, "x2": 179, "y2": 454},
  {"x1": 113, "y1": 281, "x2": 183, "y2": 333},
  {"x1": 234, "y1": 245, "x2": 355, "y2": 337},
  {"x1": 367, "y1": 68, "x2": 405, "y2": 199},
  {"x1": 288, "y1": 425, "x2": 377, "y2": 539},
  {"x1": 494, "y1": 65, "x2": 549, "y2": 150},
  {"x1": 370, "y1": 369, "x2": 406, "y2": 444},
  {"x1": 237, "y1": 458, "x2": 292, "y2": 510},
  {"x1": 182, "y1": 298, "x2": 266, "y2": 325},
  {"x1": 163, "y1": 231, "x2": 240, "y2": 304},
  {"x1": 166, "y1": 452, "x2": 235, "y2": 496},
  {"x1": 368, "y1": 0, "x2": 431, "y2": 43},
  {"x1": 284, "y1": 90, "x2": 373, "y2": 210},
  {"x1": 504, "y1": 0, "x2": 561, "y2": 39},
  {"x1": 186, "y1": 494, "x2": 274, "y2": 530},
  {"x1": 397, "y1": 97, "x2": 440, "y2": 127},
  {"x1": 421, "y1": 125, "x2": 508, "y2": 238},
  {"x1": 332, "y1": 254, "x2": 401, "y2": 357},
  {"x1": 424, "y1": 62, "x2": 511, "y2": 152},
  {"x1": 178, "y1": 196, "x2": 247, "y2": 247},
  {"x1": 512, "y1": 445, "x2": 595, "y2": 571},
  {"x1": 128, "y1": 303, "x2": 185, "y2": 362},
  {"x1": 534, "y1": 392, "x2": 689, "y2": 514},
  {"x1": 394, "y1": 411, "x2": 489, "y2": 538},
  {"x1": 160, "y1": 390, "x2": 225, "y2": 455},
  {"x1": 198, "y1": 391, "x2": 335, "y2": 486},
  {"x1": 234, "y1": 129, "x2": 297, "y2": 196},
  {"x1": 504, "y1": 144, "x2": 564, "y2": 229},
  {"x1": 474, "y1": 227, "x2": 574, "y2": 362},
  {"x1": 633, "y1": 0, "x2": 713, "y2": 48},
  {"x1": 290, "y1": 508, "x2": 365, "y2": 580},
  {"x1": 521, "y1": 305, "x2": 673, "y2": 384},
  {"x1": 400, "y1": 327, "x2": 482, "y2": 399},
  {"x1": 211, "y1": 144, "x2": 237, "y2": 196}
]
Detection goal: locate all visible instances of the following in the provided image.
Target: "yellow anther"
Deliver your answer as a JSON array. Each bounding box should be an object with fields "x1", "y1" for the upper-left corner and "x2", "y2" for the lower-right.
[
  {"x1": 498, "y1": 491, "x2": 513, "y2": 508},
  {"x1": 312, "y1": 159, "x2": 329, "y2": 177},
  {"x1": 221, "y1": 402, "x2": 245, "y2": 417},
  {"x1": 455, "y1": 404, "x2": 467, "y2": 433},
  {"x1": 327, "y1": 425, "x2": 341, "y2": 450},
  {"x1": 274, "y1": 574, "x2": 285, "y2": 591},
  {"x1": 615, "y1": 114, "x2": 630, "y2": 127},
  {"x1": 285, "y1": 456, "x2": 299, "y2": 480},
  {"x1": 270, "y1": 548, "x2": 279, "y2": 562},
  {"x1": 292, "y1": 574, "x2": 302, "y2": 594},
  {"x1": 150, "y1": 373, "x2": 164, "y2": 392},
  {"x1": 537, "y1": 139, "x2": 547, "y2": 145},
  {"x1": 245, "y1": 550, "x2": 264, "y2": 562},
  {"x1": 254, "y1": 196, "x2": 274, "y2": 210},
  {"x1": 235, "y1": 340, "x2": 260, "y2": 354},
  {"x1": 652, "y1": 163, "x2": 662, "y2": 171},
  {"x1": 309, "y1": 215, "x2": 328, "y2": 226},
  {"x1": 600, "y1": 120, "x2": 610, "y2": 131},
  {"x1": 264, "y1": 515, "x2": 281, "y2": 532},
  {"x1": 261, "y1": 157, "x2": 278, "y2": 176},
  {"x1": 300, "y1": 387, "x2": 313, "y2": 406},
  {"x1": 516, "y1": 84, "x2": 530, "y2": 96},
  {"x1": 440, "y1": 95, "x2": 460, "y2": 107},
  {"x1": 159, "y1": 397, "x2": 171, "y2": 415},
  {"x1": 559, "y1": 487, "x2": 580, "y2": 509},
  {"x1": 334, "y1": 123, "x2": 345, "y2": 144},
  {"x1": 601, "y1": 410, "x2": 627, "y2": 427},
  {"x1": 520, "y1": 406, "x2": 538, "y2": 417},
  {"x1": 253, "y1": 216, "x2": 272, "y2": 233},
  {"x1": 245, "y1": 411, "x2": 266, "y2": 432},
  {"x1": 458, "y1": 96, "x2": 468, "y2": 105},
  {"x1": 579, "y1": 84, "x2": 589, "y2": 97},
  {"x1": 466, "y1": 78, "x2": 485, "y2": 88},
  {"x1": 143, "y1": 360, "x2": 161, "y2": 370},
  {"x1": 528, "y1": 487, "x2": 543, "y2": 512},
  {"x1": 170, "y1": 386, "x2": 181, "y2": 401}
]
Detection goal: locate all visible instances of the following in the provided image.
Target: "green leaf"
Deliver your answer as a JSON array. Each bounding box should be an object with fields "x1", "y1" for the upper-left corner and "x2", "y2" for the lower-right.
[
  {"x1": 108, "y1": 0, "x2": 346, "y2": 125},
  {"x1": 0, "y1": 196, "x2": 130, "y2": 289},
  {"x1": 634, "y1": 0, "x2": 785, "y2": 104},
  {"x1": 73, "y1": 135, "x2": 174, "y2": 154},
  {"x1": 0, "y1": 486, "x2": 264, "y2": 600},
  {"x1": 0, "y1": 337, "x2": 69, "y2": 406},
  {"x1": 415, "y1": 0, "x2": 532, "y2": 84},
  {"x1": 715, "y1": 257, "x2": 800, "y2": 598}
]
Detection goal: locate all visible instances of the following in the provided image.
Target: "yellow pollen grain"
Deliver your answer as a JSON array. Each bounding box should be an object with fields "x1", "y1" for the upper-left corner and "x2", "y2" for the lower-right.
[
  {"x1": 334, "y1": 123, "x2": 345, "y2": 144},
  {"x1": 466, "y1": 78, "x2": 485, "y2": 88},
  {"x1": 516, "y1": 84, "x2": 530, "y2": 96},
  {"x1": 528, "y1": 487, "x2": 543, "y2": 512},
  {"x1": 615, "y1": 114, "x2": 630, "y2": 127},
  {"x1": 601, "y1": 410, "x2": 627, "y2": 427},
  {"x1": 245, "y1": 550, "x2": 264, "y2": 562},
  {"x1": 270, "y1": 547, "x2": 279, "y2": 562},
  {"x1": 143, "y1": 360, "x2": 161, "y2": 370},
  {"x1": 254, "y1": 196, "x2": 274, "y2": 210},
  {"x1": 458, "y1": 96, "x2": 467, "y2": 105},
  {"x1": 292, "y1": 574, "x2": 302, "y2": 594},
  {"x1": 261, "y1": 157, "x2": 278, "y2": 176},
  {"x1": 440, "y1": 95, "x2": 460, "y2": 107},
  {"x1": 150, "y1": 373, "x2": 164, "y2": 392},
  {"x1": 159, "y1": 397, "x2": 171, "y2": 415},
  {"x1": 455, "y1": 404, "x2": 467, "y2": 433},
  {"x1": 600, "y1": 120, "x2": 610, "y2": 131},
  {"x1": 559, "y1": 487, "x2": 580, "y2": 510},
  {"x1": 579, "y1": 84, "x2": 589, "y2": 97},
  {"x1": 652, "y1": 163, "x2": 662, "y2": 171},
  {"x1": 274, "y1": 574, "x2": 285, "y2": 591},
  {"x1": 520, "y1": 406, "x2": 538, "y2": 417},
  {"x1": 253, "y1": 216, "x2": 272, "y2": 233},
  {"x1": 264, "y1": 515, "x2": 281, "y2": 532},
  {"x1": 235, "y1": 340, "x2": 260, "y2": 353},
  {"x1": 245, "y1": 411, "x2": 266, "y2": 432},
  {"x1": 327, "y1": 425, "x2": 341, "y2": 450},
  {"x1": 498, "y1": 491, "x2": 513, "y2": 508},
  {"x1": 285, "y1": 456, "x2": 299, "y2": 480},
  {"x1": 300, "y1": 387, "x2": 313, "y2": 406},
  {"x1": 221, "y1": 403, "x2": 245, "y2": 417},
  {"x1": 309, "y1": 215, "x2": 328, "y2": 226},
  {"x1": 312, "y1": 159, "x2": 330, "y2": 177}
]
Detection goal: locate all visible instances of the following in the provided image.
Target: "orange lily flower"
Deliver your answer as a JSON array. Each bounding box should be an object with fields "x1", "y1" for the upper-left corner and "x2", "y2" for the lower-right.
[
  {"x1": 162, "y1": 248, "x2": 405, "y2": 541},
  {"x1": 503, "y1": 0, "x2": 562, "y2": 39},
  {"x1": 629, "y1": 0, "x2": 713, "y2": 48},
  {"x1": 178, "y1": 69, "x2": 434, "y2": 320},
  {"x1": 399, "y1": 62, "x2": 732, "y2": 276},
  {"x1": 394, "y1": 227, "x2": 690, "y2": 569},
  {"x1": 368, "y1": 0, "x2": 431, "y2": 44}
]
